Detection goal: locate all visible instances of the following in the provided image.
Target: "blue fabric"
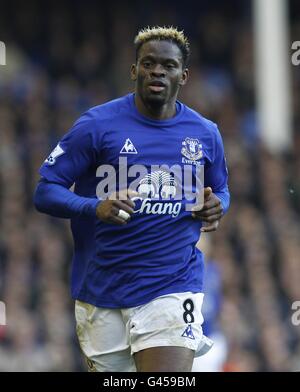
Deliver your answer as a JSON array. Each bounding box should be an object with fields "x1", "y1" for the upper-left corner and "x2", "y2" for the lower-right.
[
  {"x1": 34, "y1": 179, "x2": 100, "y2": 218},
  {"x1": 34, "y1": 93, "x2": 230, "y2": 308}
]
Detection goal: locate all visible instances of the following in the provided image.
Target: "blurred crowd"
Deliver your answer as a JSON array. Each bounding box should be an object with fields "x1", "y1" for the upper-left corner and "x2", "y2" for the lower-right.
[{"x1": 0, "y1": 0, "x2": 299, "y2": 371}]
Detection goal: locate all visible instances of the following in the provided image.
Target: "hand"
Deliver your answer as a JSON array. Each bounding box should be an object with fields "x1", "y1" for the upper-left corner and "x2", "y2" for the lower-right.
[
  {"x1": 96, "y1": 189, "x2": 138, "y2": 225},
  {"x1": 192, "y1": 187, "x2": 223, "y2": 232}
]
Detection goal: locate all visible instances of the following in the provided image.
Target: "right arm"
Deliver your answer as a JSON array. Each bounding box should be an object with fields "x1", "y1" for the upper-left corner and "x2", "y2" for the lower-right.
[
  {"x1": 34, "y1": 178, "x2": 100, "y2": 219},
  {"x1": 34, "y1": 112, "x2": 100, "y2": 219},
  {"x1": 34, "y1": 112, "x2": 136, "y2": 224}
]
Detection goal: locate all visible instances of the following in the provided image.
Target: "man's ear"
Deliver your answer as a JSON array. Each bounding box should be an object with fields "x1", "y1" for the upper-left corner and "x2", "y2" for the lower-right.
[
  {"x1": 131, "y1": 64, "x2": 137, "y2": 81},
  {"x1": 179, "y1": 68, "x2": 189, "y2": 86}
]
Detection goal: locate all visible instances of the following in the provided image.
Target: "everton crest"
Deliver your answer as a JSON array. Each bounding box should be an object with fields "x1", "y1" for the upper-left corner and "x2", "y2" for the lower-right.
[{"x1": 181, "y1": 138, "x2": 203, "y2": 161}]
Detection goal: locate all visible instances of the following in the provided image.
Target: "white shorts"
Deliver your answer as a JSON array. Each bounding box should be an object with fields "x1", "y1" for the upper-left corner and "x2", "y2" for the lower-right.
[{"x1": 75, "y1": 292, "x2": 208, "y2": 372}]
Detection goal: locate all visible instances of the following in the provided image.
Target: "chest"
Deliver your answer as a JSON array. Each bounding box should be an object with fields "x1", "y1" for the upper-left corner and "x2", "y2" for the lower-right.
[{"x1": 98, "y1": 127, "x2": 213, "y2": 168}]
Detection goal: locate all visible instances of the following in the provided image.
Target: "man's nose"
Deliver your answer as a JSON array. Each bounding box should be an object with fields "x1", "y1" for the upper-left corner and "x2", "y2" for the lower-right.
[{"x1": 151, "y1": 64, "x2": 166, "y2": 77}]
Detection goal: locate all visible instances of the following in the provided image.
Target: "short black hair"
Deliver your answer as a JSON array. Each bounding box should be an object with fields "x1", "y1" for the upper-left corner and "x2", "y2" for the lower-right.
[{"x1": 134, "y1": 26, "x2": 191, "y2": 67}]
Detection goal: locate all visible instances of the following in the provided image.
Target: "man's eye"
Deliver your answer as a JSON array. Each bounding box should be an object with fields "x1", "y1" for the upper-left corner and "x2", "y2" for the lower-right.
[
  {"x1": 166, "y1": 64, "x2": 176, "y2": 69},
  {"x1": 143, "y1": 62, "x2": 152, "y2": 68}
]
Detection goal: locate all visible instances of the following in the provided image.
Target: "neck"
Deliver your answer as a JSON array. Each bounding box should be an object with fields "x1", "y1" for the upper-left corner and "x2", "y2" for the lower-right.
[{"x1": 134, "y1": 93, "x2": 177, "y2": 120}]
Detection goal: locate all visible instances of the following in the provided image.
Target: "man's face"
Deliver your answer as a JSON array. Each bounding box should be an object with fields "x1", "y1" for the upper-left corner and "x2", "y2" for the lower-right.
[{"x1": 131, "y1": 40, "x2": 188, "y2": 106}]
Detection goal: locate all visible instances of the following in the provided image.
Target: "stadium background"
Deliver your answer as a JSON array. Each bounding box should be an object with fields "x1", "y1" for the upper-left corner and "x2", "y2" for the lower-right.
[{"x1": 0, "y1": 0, "x2": 299, "y2": 371}]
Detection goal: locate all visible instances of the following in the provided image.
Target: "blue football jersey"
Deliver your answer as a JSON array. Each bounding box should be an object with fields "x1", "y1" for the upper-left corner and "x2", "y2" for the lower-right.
[{"x1": 39, "y1": 93, "x2": 229, "y2": 308}]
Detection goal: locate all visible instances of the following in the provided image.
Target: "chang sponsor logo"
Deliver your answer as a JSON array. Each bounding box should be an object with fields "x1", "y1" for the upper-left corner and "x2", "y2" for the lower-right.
[
  {"x1": 133, "y1": 170, "x2": 181, "y2": 217},
  {"x1": 133, "y1": 198, "x2": 182, "y2": 218}
]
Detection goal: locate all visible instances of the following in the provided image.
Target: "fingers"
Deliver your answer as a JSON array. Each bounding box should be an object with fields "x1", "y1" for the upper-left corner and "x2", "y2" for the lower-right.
[
  {"x1": 107, "y1": 206, "x2": 129, "y2": 225},
  {"x1": 107, "y1": 206, "x2": 127, "y2": 224},
  {"x1": 193, "y1": 206, "x2": 223, "y2": 222},
  {"x1": 194, "y1": 205, "x2": 223, "y2": 217},
  {"x1": 113, "y1": 199, "x2": 134, "y2": 215},
  {"x1": 199, "y1": 198, "x2": 221, "y2": 212},
  {"x1": 192, "y1": 188, "x2": 219, "y2": 212},
  {"x1": 96, "y1": 200, "x2": 132, "y2": 225},
  {"x1": 97, "y1": 187, "x2": 138, "y2": 225},
  {"x1": 200, "y1": 220, "x2": 219, "y2": 232},
  {"x1": 109, "y1": 189, "x2": 138, "y2": 208},
  {"x1": 109, "y1": 215, "x2": 128, "y2": 225},
  {"x1": 121, "y1": 198, "x2": 135, "y2": 209},
  {"x1": 193, "y1": 213, "x2": 222, "y2": 223},
  {"x1": 191, "y1": 189, "x2": 223, "y2": 231},
  {"x1": 204, "y1": 187, "x2": 212, "y2": 200}
]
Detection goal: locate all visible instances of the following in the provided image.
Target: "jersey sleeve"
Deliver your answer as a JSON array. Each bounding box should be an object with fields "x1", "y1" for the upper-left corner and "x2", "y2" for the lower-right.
[
  {"x1": 39, "y1": 111, "x2": 98, "y2": 188},
  {"x1": 204, "y1": 124, "x2": 230, "y2": 213}
]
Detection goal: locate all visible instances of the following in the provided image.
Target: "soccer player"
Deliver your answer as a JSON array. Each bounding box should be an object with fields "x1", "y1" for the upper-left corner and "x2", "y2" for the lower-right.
[{"x1": 34, "y1": 26, "x2": 230, "y2": 372}]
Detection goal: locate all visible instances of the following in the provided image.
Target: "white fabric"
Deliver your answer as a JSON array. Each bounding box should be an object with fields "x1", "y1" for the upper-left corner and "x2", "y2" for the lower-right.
[
  {"x1": 75, "y1": 292, "x2": 207, "y2": 372},
  {"x1": 117, "y1": 209, "x2": 130, "y2": 221}
]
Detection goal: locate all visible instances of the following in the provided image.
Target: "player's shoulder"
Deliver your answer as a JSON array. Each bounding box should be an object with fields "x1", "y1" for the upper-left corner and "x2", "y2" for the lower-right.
[
  {"x1": 86, "y1": 94, "x2": 131, "y2": 123},
  {"x1": 182, "y1": 103, "x2": 219, "y2": 136},
  {"x1": 67, "y1": 95, "x2": 130, "y2": 140}
]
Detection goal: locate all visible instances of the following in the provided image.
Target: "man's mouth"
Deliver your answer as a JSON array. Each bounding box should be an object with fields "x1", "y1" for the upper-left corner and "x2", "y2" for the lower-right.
[{"x1": 148, "y1": 81, "x2": 166, "y2": 93}]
